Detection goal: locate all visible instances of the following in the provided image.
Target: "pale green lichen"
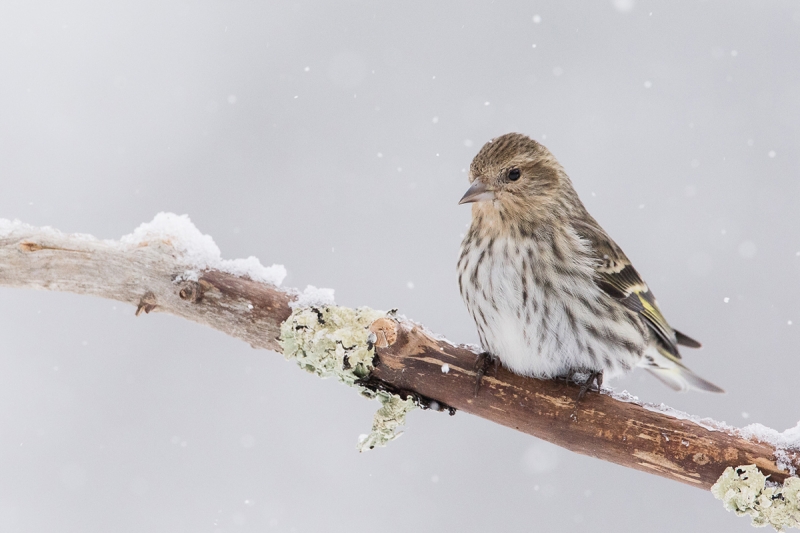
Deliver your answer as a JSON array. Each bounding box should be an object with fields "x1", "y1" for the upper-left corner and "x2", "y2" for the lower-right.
[
  {"x1": 711, "y1": 465, "x2": 800, "y2": 530},
  {"x1": 279, "y1": 304, "x2": 417, "y2": 451},
  {"x1": 358, "y1": 392, "x2": 417, "y2": 452}
]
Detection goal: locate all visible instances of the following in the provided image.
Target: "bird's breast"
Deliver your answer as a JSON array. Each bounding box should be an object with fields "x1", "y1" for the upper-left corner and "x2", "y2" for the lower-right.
[{"x1": 458, "y1": 230, "x2": 644, "y2": 378}]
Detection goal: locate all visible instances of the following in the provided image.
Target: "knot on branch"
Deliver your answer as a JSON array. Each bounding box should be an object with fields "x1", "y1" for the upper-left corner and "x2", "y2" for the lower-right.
[
  {"x1": 279, "y1": 304, "x2": 416, "y2": 451},
  {"x1": 178, "y1": 282, "x2": 201, "y2": 303},
  {"x1": 135, "y1": 291, "x2": 158, "y2": 316},
  {"x1": 712, "y1": 465, "x2": 800, "y2": 530},
  {"x1": 19, "y1": 241, "x2": 44, "y2": 252},
  {"x1": 369, "y1": 317, "x2": 398, "y2": 348},
  {"x1": 178, "y1": 280, "x2": 208, "y2": 303}
]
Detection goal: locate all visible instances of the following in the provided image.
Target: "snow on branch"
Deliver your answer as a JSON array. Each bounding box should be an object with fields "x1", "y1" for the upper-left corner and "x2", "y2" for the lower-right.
[{"x1": 1, "y1": 213, "x2": 799, "y2": 528}]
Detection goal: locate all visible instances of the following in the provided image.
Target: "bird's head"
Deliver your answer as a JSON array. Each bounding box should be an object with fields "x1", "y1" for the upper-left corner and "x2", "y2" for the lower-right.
[{"x1": 459, "y1": 133, "x2": 567, "y2": 223}]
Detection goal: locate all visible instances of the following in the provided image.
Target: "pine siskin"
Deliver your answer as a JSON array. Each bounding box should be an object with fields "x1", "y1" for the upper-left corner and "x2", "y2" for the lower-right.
[{"x1": 457, "y1": 132, "x2": 723, "y2": 394}]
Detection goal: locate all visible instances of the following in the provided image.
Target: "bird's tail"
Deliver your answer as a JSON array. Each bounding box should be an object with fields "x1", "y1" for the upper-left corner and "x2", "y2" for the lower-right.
[{"x1": 642, "y1": 346, "x2": 724, "y2": 393}]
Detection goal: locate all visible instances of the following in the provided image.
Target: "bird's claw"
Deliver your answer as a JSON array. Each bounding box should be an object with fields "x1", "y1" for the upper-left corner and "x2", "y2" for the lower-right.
[
  {"x1": 576, "y1": 370, "x2": 603, "y2": 401},
  {"x1": 474, "y1": 352, "x2": 499, "y2": 396}
]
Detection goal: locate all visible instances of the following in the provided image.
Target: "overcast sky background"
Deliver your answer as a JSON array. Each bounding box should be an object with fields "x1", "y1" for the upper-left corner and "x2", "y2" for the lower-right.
[{"x1": 1, "y1": 1, "x2": 799, "y2": 531}]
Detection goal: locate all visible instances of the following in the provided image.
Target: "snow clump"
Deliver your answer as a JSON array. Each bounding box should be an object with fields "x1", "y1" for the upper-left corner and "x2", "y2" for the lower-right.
[{"x1": 120, "y1": 213, "x2": 286, "y2": 286}]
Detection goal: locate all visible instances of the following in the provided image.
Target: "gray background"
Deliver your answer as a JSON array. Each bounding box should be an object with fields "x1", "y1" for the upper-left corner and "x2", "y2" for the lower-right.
[{"x1": 1, "y1": 0, "x2": 798, "y2": 531}]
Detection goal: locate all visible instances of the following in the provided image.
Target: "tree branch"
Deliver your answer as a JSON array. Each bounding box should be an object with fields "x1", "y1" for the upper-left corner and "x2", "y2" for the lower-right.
[{"x1": 1, "y1": 217, "x2": 797, "y2": 493}]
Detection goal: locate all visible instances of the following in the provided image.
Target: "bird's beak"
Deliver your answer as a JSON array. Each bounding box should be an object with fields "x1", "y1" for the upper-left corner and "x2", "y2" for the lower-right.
[{"x1": 458, "y1": 181, "x2": 495, "y2": 204}]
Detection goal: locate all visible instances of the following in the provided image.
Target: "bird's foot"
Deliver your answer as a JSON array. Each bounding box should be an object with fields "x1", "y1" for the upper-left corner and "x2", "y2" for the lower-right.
[
  {"x1": 474, "y1": 352, "x2": 499, "y2": 396},
  {"x1": 576, "y1": 370, "x2": 603, "y2": 401},
  {"x1": 561, "y1": 369, "x2": 604, "y2": 401}
]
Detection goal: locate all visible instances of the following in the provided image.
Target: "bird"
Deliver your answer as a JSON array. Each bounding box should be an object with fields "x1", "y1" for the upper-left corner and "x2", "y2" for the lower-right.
[{"x1": 457, "y1": 132, "x2": 723, "y2": 396}]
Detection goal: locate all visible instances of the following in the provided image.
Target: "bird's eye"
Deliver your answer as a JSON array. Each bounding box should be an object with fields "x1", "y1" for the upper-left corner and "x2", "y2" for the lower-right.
[{"x1": 508, "y1": 168, "x2": 521, "y2": 181}]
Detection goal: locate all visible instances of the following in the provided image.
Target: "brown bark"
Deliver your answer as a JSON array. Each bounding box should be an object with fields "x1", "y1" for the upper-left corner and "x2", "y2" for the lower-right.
[
  {"x1": 0, "y1": 223, "x2": 797, "y2": 491},
  {"x1": 368, "y1": 319, "x2": 798, "y2": 489}
]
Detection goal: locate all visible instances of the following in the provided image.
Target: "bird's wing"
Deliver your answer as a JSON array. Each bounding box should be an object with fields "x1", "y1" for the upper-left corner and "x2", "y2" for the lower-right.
[{"x1": 571, "y1": 216, "x2": 700, "y2": 359}]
